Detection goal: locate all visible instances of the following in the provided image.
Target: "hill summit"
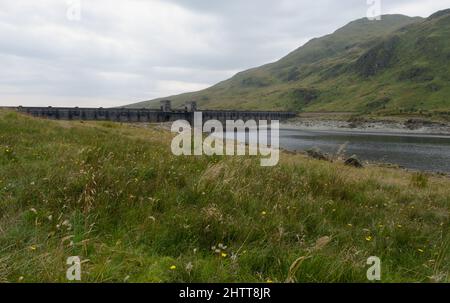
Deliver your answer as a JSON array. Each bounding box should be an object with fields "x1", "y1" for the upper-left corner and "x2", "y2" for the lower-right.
[{"x1": 129, "y1": 10, "x2": 450, "y2": 115}]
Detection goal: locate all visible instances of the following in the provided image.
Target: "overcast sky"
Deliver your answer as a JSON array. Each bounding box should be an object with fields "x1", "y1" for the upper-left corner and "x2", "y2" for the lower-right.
[{"x1": 1, "y1": 0, "x2": 449, "y2": 107}]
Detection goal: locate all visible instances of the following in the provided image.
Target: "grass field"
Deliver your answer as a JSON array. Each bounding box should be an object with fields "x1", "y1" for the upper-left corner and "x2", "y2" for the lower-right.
[{"x1": 0, "y1": 110, "x2": 449, "y2": 282}]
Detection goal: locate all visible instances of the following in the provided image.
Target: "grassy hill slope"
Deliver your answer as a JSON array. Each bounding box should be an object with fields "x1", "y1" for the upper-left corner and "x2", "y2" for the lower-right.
[
  {"x1": 130, "y1": 10, "x2": 450, "y2": 115},
  {"x1": 1, "y1": 110, "x2": 449, "y2": 282}
]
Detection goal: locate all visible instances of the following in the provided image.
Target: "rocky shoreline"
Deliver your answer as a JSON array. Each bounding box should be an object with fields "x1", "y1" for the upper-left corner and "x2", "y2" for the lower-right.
[{"x1": 284, "y1": 117, "x2": 450, "y2": 135}]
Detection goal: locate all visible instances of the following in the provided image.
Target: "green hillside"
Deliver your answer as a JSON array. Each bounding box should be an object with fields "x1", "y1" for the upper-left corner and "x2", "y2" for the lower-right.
[{"x1": 129, "y1": 9, "x2": 450, "y2": 115}]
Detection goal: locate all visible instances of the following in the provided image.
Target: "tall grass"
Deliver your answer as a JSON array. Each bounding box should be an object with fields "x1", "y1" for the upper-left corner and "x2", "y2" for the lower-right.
[{"x1": 0, "y1": 111, "x2": 449, "y2": 282}]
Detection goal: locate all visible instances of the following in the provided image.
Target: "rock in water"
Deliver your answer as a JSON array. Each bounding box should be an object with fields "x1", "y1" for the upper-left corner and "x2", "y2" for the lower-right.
[
  {"x1": 344, "y1": 155, "x2": 363, "y2": 168},
  {"x1": 306, "y1": 148, "x2": 329, "y2": 161}
]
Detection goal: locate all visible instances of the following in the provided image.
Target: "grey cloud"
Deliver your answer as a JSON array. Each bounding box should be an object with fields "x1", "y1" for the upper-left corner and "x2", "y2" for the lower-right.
[{"x1": 0, "y1": 0, "x2": 448, "y2": 107}]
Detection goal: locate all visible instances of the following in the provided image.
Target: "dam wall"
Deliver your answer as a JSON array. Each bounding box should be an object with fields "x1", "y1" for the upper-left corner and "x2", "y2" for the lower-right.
[{"x1": 15, "y1": 101, "x2": 297, "y2": 124}]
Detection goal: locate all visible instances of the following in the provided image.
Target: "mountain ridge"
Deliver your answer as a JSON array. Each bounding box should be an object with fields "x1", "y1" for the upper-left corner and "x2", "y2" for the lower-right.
[{"x1": 129, "y1": 10, "x2": 450, "y2": 115}]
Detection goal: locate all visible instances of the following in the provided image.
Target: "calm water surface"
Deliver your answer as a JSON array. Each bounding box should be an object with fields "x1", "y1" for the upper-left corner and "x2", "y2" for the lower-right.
[
  {"x1": 279, "y1": 128, "x2": 450, "y2": 173},
  {"x1": 223, "y1": 128, "x2": 450, "y2": 173}
]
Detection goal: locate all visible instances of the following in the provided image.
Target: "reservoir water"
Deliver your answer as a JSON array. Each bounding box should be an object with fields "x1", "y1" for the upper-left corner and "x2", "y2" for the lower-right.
[
  {"x1": 222, "y1": 128, "x2": 450, "y2": 173},
  {"x1": 279, "y1": 128, "x2": 450, "y2": 173}
]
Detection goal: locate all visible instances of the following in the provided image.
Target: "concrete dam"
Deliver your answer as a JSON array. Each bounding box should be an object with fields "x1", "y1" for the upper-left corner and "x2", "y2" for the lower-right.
[{"x1": 16, "y1": 101, "x2": 297, "y2": 124}]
